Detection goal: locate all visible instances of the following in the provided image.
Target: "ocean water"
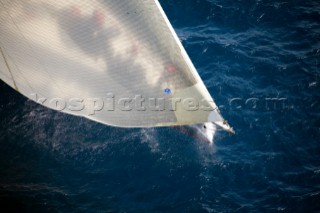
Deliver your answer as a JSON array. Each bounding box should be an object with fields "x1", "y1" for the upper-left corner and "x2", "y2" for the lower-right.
[{"x1": 0, "y1": 0, "x2": 319, "y2": 212}]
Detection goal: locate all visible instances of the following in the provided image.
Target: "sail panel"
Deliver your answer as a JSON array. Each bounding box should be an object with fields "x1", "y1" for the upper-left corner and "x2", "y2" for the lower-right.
[{"x1": 0, "y1": 0, "x2": 225, "y2": 127}]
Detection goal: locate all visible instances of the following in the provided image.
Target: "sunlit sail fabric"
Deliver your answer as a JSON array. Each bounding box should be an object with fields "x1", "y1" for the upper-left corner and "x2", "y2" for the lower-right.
[{"x1": 0, "y1": 0, "x2": 231, "y2": 130}]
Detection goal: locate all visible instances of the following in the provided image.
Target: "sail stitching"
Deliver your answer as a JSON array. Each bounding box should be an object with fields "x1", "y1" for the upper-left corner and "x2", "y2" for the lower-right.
[
  {"x1": 0, "y1": 0, "x2": 64, "y2": 95},
  {"x1": 0, "y1": 46, "x2": 19, "y2": 91}
]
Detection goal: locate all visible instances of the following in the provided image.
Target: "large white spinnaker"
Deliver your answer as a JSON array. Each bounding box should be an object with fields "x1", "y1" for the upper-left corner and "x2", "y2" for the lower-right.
[{"x1": 0, "y1": 0, "x2": 234, "y2": 134}]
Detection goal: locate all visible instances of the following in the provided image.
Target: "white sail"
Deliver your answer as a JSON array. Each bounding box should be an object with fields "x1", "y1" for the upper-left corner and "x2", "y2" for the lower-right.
[{"x1": 0, "y1": 0, "x2": 233, "y2": 132}]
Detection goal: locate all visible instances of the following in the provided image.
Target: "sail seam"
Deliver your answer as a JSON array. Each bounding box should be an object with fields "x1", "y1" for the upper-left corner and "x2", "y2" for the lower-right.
[
  {"x1": 0, "y1": 46, "x2": 19, "y2": 91},
  {"x1": 0, "y1": 0, "x2": 64, "y2": 95}
]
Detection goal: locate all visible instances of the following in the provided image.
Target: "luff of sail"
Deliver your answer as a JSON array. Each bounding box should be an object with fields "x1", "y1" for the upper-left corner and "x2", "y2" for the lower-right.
[{"x1": 0, "y1": 0, "x2": 234, "y2": 133}]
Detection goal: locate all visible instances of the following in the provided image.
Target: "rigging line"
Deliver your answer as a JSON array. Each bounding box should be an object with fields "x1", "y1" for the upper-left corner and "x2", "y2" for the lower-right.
[
  {"x1": 0, "y1": 0, "x2": 64, "y2": 95},
  {"x1": 0, "y1": 0, "x2": 36, "y2": 95},
  {"x1": 0, "y1": 43, "x2": 36, "y2": 95},
  {"x1": 0, "y1": 46, "x2": 19, "y2": 92}
]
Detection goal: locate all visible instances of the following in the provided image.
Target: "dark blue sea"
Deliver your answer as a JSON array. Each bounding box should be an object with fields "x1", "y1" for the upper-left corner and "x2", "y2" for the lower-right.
[{"x1": 1, "y1": 0, "x2": 320, "y2": 212}]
